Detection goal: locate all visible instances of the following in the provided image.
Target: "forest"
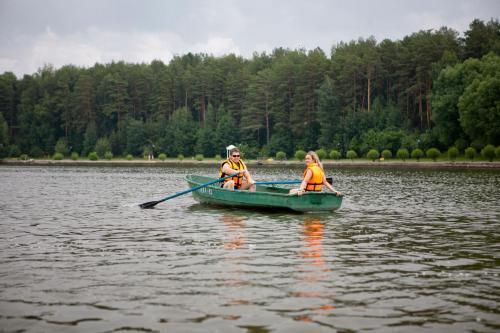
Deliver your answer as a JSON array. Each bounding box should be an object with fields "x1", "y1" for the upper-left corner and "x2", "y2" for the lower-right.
[{"x1": 0, "y1": 18, "x2": 499, "y2": 160}]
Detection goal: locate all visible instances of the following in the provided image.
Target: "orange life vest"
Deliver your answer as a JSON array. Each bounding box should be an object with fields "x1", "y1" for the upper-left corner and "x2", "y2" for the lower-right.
[
  {"x1": 303, "y1": 163, "x2": 324, "y2": 191},
  {"x1": 219, "y1": 159, "x2": 247, "y2": 189}
]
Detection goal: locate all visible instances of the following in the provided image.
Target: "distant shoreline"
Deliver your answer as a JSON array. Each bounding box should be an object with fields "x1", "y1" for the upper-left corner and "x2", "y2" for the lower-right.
[{"x1": 1, "y1": 158, "x2": 499, "y2": 169}]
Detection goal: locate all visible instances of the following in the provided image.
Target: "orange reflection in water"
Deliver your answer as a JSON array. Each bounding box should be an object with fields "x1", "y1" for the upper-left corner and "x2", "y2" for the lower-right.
[
  {"x1": 295, "y1": 217, "x2": 336, "y2": 321},
  {"x1": 220, "y1": 214, "x2": 246, "y2": 250},
  {"x1": 300, "y1": 218, "x2": 327, "y2": 269}
]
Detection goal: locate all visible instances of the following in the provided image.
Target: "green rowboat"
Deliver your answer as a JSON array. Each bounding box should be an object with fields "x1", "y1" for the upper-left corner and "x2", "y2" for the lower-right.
[{"x1": 186, "y1": 175, "x2": 343, "y2": 212}]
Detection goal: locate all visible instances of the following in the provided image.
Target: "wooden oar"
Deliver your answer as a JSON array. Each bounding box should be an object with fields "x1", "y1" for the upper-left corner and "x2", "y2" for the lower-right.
[
  {"x1": 140, "y1": 172, "x2": 240, "y2": 209},
  {"x1": 256, "y1": 177, "x2": 333, "y2": 186}
]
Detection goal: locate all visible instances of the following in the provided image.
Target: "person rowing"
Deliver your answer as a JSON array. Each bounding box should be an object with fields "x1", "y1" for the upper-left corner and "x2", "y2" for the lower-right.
[{"x1": 219, "y1": 147, "x2": 256, "y2": 192}]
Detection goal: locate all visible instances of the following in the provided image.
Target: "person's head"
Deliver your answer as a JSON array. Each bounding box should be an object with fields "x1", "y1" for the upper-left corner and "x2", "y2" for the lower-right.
[
  {"x1": 306, "y1": 151, "x2": 323, "y2": 169},
  {"x1": 229, "y1": 148, "x2": 241, "y2": 162}
]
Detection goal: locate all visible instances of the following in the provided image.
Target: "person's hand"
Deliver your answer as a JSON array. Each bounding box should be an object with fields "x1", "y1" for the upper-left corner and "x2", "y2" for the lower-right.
[
  {"x1": 297, "y1": 189, "x2": 305, "y2": 196},
  {"x1": 335, "y1": 191, "x2": 341, "y2": 196}
]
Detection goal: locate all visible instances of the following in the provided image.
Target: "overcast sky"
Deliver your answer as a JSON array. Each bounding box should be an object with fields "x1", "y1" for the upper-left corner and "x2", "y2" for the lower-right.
[{"x1": 0, "y1": 0, "x2": 498, "y2": 77}]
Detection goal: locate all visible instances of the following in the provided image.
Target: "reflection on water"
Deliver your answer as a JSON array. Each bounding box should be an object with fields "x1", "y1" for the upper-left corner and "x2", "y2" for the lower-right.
[
  {"x1": 0, "y1": 165, "x2": 499, "y2": 332},
  {"x1": 221, "y1": 214, "x2": 246, "y2": 250}
]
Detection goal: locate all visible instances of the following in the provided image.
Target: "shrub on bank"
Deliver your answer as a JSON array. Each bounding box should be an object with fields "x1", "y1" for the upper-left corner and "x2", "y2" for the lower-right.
[
  {"x1": 329, "y1": 149, "x2": 341, "y2": 160},
  {"x1": 381, "y1": 149, "x2": 392, "y2": 160},
  {"x1": 367, "y1": 149, "x2": 380, "y2": 162},
  {"x1": 19, "y1": 154, "x2": 28, "y2": 160},
  {"x1": 276, "y1": 151, "x2": 286, "y2": 160},
  {"x1": 316, "y1": 148, "x2": 327, "y2": 159},
  {"x1": 104, "y1": 151, "x2": 113, "y2": 160},
  {"x1": 465, "y1": 147, "x2": 476, "y2": 161},
  {"x1": 88, "y1": 152, "x2": 98, "y2": 161},
  {"x1": 346, "y1": 150, "x2": 357, "y2": 160},
  {"x1": 195, "y1": 154, "x2": 204, "y2": 161},
  {"x1": 53, "y1": 152, "x2": 63, "y2": 160},
  {"x1": 426, "y1": 148, "x2": 441, "y2": 161},
  {"x1": 55, "y1": 138, "x2": 69, "y2": 156},
  {"x1": 481, "y1": 144, "x2": 495, "y2": 162},
  {"x1": 158, "y1": 153, "x2": 167, "y2": 161},
  {"x1": 71, "y1": 152, "x2": 79, "y2": 160},
  {"x1": 126, "y1": 154, "x2": 133, "y2": 161},
  {"x1": 447, "y1": 147, "x2": 459, "y2": 161},
  {"x1": 411, "y1": 149, "x2": 424, "y2": 161},
  {"x1": 94, "y1": 138, "x2": 111, "y2": 158},
  {"x1": 177, "y1": 154, "x2": 184, "y2": 161},
  {"x1": 397, "y1": 148, "x2": 409, "y2": 161},
  {"x1": 295, "y1": 150, "x2": 306, "y2": 160}
]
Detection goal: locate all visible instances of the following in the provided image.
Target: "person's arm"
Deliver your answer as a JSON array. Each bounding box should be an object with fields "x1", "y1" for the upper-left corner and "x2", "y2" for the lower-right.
[
  {"x1": 323, "y1": 174, "x2": 341, "y2": 196},
  {"x1": 243, "y1": 170, "x2": 254, "y2": 184},
  {"x1": 222, "y1": 163, "x2": 245, "y2": 176},
  {"x1": 297, "y1": 170, "x2": 313, "y2": 195}
]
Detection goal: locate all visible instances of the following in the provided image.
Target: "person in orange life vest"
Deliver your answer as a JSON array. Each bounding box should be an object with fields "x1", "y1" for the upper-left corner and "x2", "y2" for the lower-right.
[
  {"x1": 220, "y1": 147, "x2": 256, "y2": 192},
  {"x1": 289, "y1": 150, "x2": 341, "y2": 196}
]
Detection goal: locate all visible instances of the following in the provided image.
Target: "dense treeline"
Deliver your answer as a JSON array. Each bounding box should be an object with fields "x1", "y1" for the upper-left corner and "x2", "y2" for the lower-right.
[{"x1": 0, "y1": 19, "x2": 499, "y2": 159}]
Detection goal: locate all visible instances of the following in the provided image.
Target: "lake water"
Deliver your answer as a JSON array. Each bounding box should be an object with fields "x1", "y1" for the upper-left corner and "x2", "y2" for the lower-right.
[{"x1": 0, "y1": 165, "x2": 499, "y2": 333}]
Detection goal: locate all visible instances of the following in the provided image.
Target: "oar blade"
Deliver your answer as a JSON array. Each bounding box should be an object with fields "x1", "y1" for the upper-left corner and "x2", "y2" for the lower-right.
[{"x1": 139, "y1": 200, "x2": 161, "y2": 209}]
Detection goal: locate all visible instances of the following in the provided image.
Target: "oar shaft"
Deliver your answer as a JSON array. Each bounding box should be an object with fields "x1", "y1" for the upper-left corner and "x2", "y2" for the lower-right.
[
  {"x1": 156, "y1": 172, "x2": 239, "y2": 204},
  {"x1": 256, "y1": 177, "x2": 333, "y2": 186},
  {"x1": 255, "y1": 180, "x2": 301, "y2": 185}
]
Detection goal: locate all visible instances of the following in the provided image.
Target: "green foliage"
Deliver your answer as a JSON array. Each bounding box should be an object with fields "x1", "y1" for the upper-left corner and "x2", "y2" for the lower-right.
[
  {"x1": 464, "y1": 147, "x2": 476, "y2": 161},
  {"x1": 396, "y1": 148, "x2": 409, "y2": 161},
  {"x1": 0, "y1": 113, "x2": 9, "y2": 157},
  {"x1": 19, "y1": 154, "x2": 28, "y2": 161},
  {"x1": 411, "y1": 149, "x2": 424, "y2": 161},
  {"x1": 158, "y1": 153, "x2": 167, "y2": 161},
  {"x1": 381, "y1": 149, "x2": 392, "y2": 159},
  {"x1": 177, "y1": 154, "x2": 184, "y2": 161},
  {"x1": 447, "y1": 147, "x2": 459, "y2": 161},
  {"x1": 94, "y1": 137, "x2": 111, "y2": 158},
  {"x1": 2, "y1": 22, "x2": 497, "y2": 161},
  {"x1": 346, "y1": 150, "x2": 358, "y2": 160},
  {"x1": 104, "y1": 151, "x2": 113, "y2": 160},
  {"x1": 496, "y1": 146, "x2": 500, "y2": 159},
  {"x1": 54, "y1": 138, "x2": 69, "y2": 155},
  {"x1": 126, "y1": 154, "x2": 133, "y2": 161},
  {"x1": 71, "y1": 152, "x2": 79, "y2": 160},
  {"x1": 9, "y1": 144, "x2": 21, "y2": 158},
  {"x1": 294, "y1": 150, "x2": 306, "y2": 160},
  {"x1": 29, "y1": 146, "x2": 44, "y2": 158},
  {"x1": 367, "y1": 149, "x2": 380, "y2": 161},
  {"x1": 88, "y1": 151, "x2": 98, "y2": 161},
  {"x1": 53, "y1": 152, "x2": 63, "y2": 160},
  {"x1": 276, "y1": 151, "x2": 286, "y2": 160},
  {"x1": 82, "y1": 123, "x2": 97, "y2": 156},
  {"x1": 458, "y1": 57, "x2": 500, "y2": 145},
  {"x1": 238, "y1": 143, "x2": 259, "y2": 159},
  {"x1": 126, "y1": 119, "x2": 146, "y2": 157},
  {"x1": 316, "y1": 148, "x2": 327, "y2": 160},
  {"x1": 329, "y1": 149, "x2": 341, "y2": 160},
  {"x1": 426, "y1": 148, "x2": 441, "y2": 161},
  {"x1": 481, "y1": 144, "x2": 495, "y2": 161},
  {"x1": 215, "y1": 154, "x2": 222, "y2": 160},
  {"x1": 195, "y1": 154, "x2": 204, "y2": 161}
]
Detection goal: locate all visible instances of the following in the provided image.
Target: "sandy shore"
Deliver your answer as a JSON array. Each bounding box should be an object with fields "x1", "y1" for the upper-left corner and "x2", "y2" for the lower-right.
[{"x1": 1, "y1": 158, "x2": 499, "y2": 169}]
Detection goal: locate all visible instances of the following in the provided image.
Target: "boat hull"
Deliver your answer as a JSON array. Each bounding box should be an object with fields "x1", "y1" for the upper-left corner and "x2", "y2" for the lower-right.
[{"x1": 186, "y1": 175, "x2": 342, "y2": 212}]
